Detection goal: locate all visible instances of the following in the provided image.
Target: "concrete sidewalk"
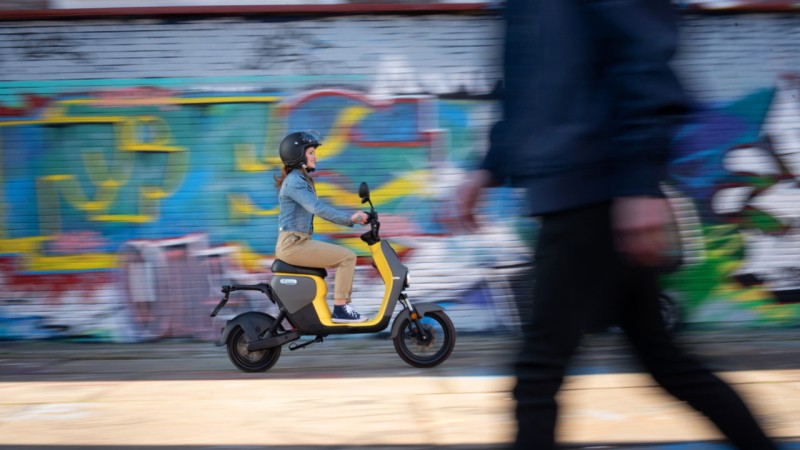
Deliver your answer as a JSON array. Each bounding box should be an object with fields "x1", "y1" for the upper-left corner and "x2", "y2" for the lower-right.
[
  {"x1": 0, "y1": 331, "x2": 798, "y2": 449},
  {"x1": 0, "y1": 370, "x2": 798, "y2": 448}
]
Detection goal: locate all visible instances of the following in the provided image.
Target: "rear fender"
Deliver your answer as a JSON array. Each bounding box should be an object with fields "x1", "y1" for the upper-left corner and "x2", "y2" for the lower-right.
[
  {"x1": 390, "y1": 303, "x2": 444, "y2": 339},
  {"x1": 217, "y1": 311, "x2": 277, "y2": 346}
]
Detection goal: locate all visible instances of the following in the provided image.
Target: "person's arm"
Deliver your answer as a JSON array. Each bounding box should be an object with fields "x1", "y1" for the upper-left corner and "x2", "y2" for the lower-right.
[
  {"x1": 285, "y1": 175, "x2": 363, "y2": 227},
  {"x1": 587, "y1": 0, "x2": 689, "y2": 197},
  {"x1": 588, "y1": 0, "x2": 687, "y2": 266},
  {"x1": 458, "y1": 120, "x2": 508, "y2": 230},
  {"x1": 458, "y1": 170, "x2": 495, "y2": 231}
]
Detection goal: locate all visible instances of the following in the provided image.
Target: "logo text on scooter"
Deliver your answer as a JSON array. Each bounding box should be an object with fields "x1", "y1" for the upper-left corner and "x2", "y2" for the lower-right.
[{"x1": 280, "y1": 279, "x2": 298, "y2": 286}]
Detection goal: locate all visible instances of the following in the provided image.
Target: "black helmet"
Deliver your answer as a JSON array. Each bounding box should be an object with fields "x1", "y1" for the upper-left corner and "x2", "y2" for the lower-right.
[{"x1": 279, "y1": 131, "x2": 322, "y2": 169}]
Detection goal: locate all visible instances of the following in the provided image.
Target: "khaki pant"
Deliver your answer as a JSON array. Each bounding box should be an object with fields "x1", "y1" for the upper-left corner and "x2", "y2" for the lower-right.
[{"x1": 275, "y1": 231, "x2": 356, "y2": 302}]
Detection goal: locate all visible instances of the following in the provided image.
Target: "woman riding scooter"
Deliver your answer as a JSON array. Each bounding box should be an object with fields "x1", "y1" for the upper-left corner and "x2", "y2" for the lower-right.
[
  {"x1": 212, "y1": 173, "x2": 457, "y2": 372},
  {"x1": 274, "y1": 131, "x2": 370, "y2": 323}
]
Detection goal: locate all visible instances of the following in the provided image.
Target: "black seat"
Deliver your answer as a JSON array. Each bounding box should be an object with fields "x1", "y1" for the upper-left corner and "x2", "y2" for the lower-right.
[{"x1": 271, "y1": 260, "x2": 327, "y2": 278}]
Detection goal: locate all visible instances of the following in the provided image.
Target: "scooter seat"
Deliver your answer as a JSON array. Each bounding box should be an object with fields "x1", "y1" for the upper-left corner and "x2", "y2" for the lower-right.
[{"x1": 271, "y1": 260, "x2": 328, "y2": 278}]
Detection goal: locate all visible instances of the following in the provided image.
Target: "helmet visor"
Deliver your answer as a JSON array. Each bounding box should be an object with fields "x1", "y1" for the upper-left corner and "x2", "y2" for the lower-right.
[{"x1": 299, "y1": 130, "x2": 323, "y2": 148}]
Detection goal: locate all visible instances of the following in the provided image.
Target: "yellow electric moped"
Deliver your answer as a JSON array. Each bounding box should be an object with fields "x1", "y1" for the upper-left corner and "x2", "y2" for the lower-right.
[{"x1": 211, "y1": 182, "x2": 456, "y2": 372}]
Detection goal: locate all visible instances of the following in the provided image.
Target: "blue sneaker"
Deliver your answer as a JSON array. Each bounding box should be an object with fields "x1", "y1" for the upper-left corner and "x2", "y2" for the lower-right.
[{"x1": 332, "y1": 304, "x2": 368, "y2": 323}]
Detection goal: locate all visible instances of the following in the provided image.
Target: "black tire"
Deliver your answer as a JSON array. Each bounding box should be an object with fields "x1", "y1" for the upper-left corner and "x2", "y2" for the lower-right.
[
  {"x1": 226, "y1": 326, "x2": 282, "y2": 373},
  {"x1": 393, "y1": 310, "x2": 456, "y2": 368}
]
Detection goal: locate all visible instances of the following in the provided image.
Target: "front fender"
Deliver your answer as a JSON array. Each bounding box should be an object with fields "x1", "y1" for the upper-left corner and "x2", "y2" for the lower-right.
[
  {"x1": 390, "y1": 303, "x2": 444, "y2": 339},
  {"x1": 217, "y1": 311, "x2": 278, "y2": 346}
]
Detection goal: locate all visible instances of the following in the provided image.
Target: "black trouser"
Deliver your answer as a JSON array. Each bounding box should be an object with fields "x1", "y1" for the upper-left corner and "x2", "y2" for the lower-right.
[{"x1": 513, "y1": 202, "x2": 776, "y2": 450}]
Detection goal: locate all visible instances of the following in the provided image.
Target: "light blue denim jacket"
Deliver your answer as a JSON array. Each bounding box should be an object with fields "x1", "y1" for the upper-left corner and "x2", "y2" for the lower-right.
[{"x1": 277, "y1": 170, "x2": 353, "y2": 234}]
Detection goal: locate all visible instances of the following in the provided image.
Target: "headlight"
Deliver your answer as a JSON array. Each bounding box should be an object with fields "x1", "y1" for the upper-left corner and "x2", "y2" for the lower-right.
[{"x1": 404, "y1": 273, "x2": 411, "y2": 288}]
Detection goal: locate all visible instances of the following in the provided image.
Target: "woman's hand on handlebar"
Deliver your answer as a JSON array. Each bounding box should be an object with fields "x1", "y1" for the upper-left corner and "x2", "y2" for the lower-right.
[{"x1": 351, "y1": 211, "x2": 369, "y2": 225}]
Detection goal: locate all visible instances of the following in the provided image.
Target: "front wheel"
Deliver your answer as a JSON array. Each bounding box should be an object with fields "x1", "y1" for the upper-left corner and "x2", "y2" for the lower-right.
[
  {"x1": 226, "y1": 326, "x2": 282, "y2": 373},
  {"x1": 393, "y1": 310, "x2": 456, "y2": 368}
]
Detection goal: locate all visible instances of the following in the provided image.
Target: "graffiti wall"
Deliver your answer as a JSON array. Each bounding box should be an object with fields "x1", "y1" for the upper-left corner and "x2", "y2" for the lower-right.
[
  {"x1": 662, "y1": 74, "x2": 800, "y2": 327},
  {"x1": 660, "y1": 14, "x2": 800, "y2": 326},
  {"x1": 0, "y1": 12, "x2": 797, "y2": 341}
]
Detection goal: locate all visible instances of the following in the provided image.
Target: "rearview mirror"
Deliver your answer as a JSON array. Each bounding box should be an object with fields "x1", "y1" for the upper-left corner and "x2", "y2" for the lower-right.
[{"x1": 358, "y1": 182, "x2": 370, "y2": 204}]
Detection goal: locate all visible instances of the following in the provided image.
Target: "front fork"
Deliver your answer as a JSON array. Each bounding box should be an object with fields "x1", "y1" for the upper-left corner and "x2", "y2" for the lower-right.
[{"x1": 399, "y1": 293, "x2": 432, "y2": 344}]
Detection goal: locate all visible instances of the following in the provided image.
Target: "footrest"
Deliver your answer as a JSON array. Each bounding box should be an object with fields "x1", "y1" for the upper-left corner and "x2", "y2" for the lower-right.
[{"x1": 288, "y1": 335, "x2": 324, "y2": 351}]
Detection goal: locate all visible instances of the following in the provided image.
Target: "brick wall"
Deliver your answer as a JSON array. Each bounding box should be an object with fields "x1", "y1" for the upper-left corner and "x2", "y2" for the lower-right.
[
  {"x1": 0, "y1": 11, "x2": 797, "y2": 342},
  {"x1": 0, "y1": 0, "x2": 48, "y2": 10}
]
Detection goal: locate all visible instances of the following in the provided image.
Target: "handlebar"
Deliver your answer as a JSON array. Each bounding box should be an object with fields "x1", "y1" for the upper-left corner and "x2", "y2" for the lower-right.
[
  {"x1": 360, "y1": 209, "x2": 380, "y2": 244},
  {"x1": 358, "y1": 183, "x2": 380, "y2": 244}
]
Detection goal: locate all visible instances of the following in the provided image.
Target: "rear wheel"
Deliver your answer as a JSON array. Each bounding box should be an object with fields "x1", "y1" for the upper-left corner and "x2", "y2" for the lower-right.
[
  {"x1": 226, "y1": 327, "x2": 282, "y2": 372},
  {"x1": 393, "y1": 310, "x2": 456, "y2": 368}
]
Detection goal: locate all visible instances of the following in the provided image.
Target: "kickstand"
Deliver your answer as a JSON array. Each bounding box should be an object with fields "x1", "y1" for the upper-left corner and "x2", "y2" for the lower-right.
[{"x1": 288, "y1": 335, "x2": 324, "y2": 351}]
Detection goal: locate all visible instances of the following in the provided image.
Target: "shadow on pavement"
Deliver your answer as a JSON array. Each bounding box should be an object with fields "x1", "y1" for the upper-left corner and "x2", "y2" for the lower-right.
[{"x1": 1, "y1": 330, "x2": 800, "y2": 382}]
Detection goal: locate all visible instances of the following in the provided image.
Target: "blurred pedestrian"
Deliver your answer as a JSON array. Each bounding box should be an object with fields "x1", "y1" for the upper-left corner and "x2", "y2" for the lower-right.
[
  {"x1": 458, "y1": 1, "x2": 778, "y2": 449},
  {"x1": 275, "y1": 131, "x2": 369, "y2": 323}
]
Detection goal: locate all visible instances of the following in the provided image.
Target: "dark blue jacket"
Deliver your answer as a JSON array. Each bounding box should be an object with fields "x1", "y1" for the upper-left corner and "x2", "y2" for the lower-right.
[{"x1": 482, "y1": 0, "x2": 689, "y2": 215}]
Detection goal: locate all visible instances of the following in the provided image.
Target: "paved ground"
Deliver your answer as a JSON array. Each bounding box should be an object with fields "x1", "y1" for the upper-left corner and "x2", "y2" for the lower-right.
[{"x1": 0, "y1": 329, "x2": 799, "y2": 449}]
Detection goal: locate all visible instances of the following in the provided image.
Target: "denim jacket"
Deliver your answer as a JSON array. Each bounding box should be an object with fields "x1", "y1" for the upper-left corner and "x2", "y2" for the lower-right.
[
  {"x1": 277, "y1": 170, "x2": 353, "y2": 234},
  {"x1": 481, "y1": 0, "x2": 687, "y2": 215}
]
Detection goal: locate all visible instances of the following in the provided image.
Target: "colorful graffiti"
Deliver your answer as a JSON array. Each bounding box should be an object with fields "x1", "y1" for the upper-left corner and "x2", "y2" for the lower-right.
[
  {"x1": 662, "y1": 74, "x2": 800, "y2": 326},
  {"x1": 679, "y1": 0, "x2": 800, "y2": 10},
  {"x1": 0, "y1": 84, "x2": 532, "y2": 341},
  {"x1": 2, "y1": 77, "x2": 800, "y2": 340}
]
